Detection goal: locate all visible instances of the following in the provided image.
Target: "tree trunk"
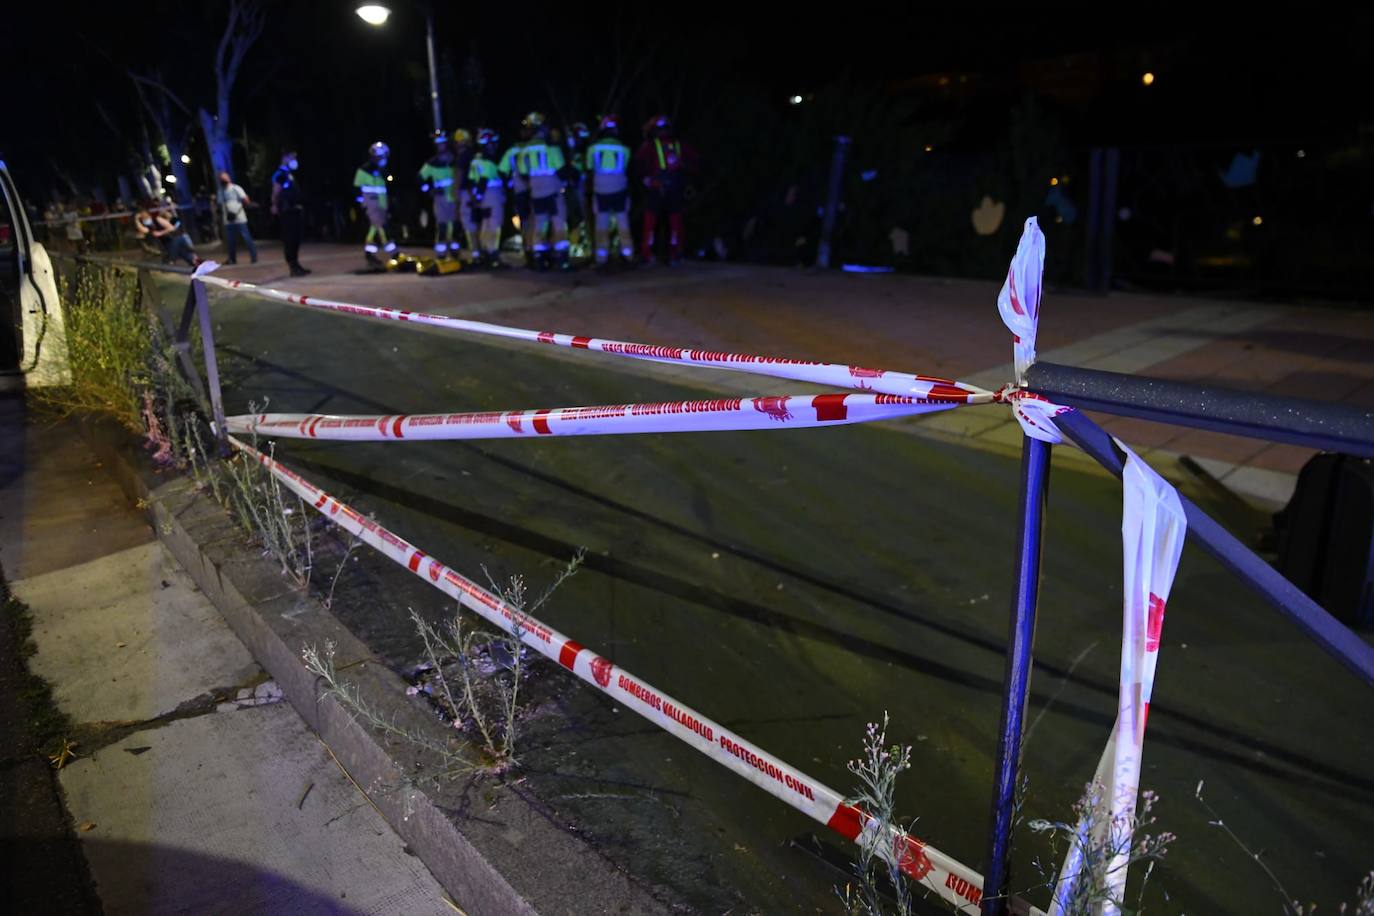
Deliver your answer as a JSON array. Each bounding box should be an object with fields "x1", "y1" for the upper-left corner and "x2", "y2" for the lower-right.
[
  {"x1": 162, "y1": 133, "x2": 199, "y2": 242},
  {"x1": 199, "y1": 106, "x2": 234, "y2": 178}
]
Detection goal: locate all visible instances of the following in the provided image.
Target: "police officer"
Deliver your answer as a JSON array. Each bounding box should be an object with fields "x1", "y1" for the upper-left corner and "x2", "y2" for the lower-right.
[
  {"x1": 354, "y1": 141, "x2": 397, "y2": 268},
  {"x1": 519, "y1": 112, "x2": 574, "y2": 271},
  {"x1": 418, "y1": 130, "x2": 459, "y2": 259},
  {"x1": 585, "y1": 115, "x2": 634, "y2": 269},
  {"x1": 466, "y1": 128, "x2": 505, "y2": 267},
  {"x1": 270, "y1": 148, "x2": 310, "y2": 276}
]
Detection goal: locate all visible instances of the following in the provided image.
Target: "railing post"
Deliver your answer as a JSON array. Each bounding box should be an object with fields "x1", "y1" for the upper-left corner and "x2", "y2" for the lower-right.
[
  {"x1": 190, "y1": 277, "x2": 230, "y2": 456},
  {"x1": 815, "y1": 135, "x2": 851, "y2": 270},
  {"x1": 160, "y1": 277, "x2": 212, "y2": 416},
  {"x1": 981, "y1": 435, "x2": 1052, "y2": 915}
]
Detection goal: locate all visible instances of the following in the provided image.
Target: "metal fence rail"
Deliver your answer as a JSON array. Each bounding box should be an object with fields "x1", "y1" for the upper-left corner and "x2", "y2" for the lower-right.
[
  {"x1": 978, "y1": 369, "x2": 1374, "y2": 915},
  {"x1": 46, "y1": 251, "x2": 1374, "y2": 916}
]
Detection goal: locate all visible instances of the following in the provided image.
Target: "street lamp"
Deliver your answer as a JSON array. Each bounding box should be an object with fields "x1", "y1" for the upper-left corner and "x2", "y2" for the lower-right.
[
  {"x1": 355, "y1": 4, "x2": 390, "y2": 25},
  {"x1": 356, "y1": 3, "x2": 443, "y2": 134}
]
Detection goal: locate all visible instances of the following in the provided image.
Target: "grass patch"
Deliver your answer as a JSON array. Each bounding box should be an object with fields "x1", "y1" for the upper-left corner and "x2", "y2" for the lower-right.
[{"x1": 33, "y1": 262, "x2": 153, "y2": 431}]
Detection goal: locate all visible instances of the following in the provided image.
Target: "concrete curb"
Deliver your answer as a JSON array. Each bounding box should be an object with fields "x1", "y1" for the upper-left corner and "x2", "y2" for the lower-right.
[{"x1": 79, "y1": 417, "x2": 674, "y2": 916}]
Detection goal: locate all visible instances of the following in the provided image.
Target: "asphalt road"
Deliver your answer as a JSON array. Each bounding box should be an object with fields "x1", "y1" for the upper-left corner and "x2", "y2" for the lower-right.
[{"x1": 152, "y1": 272, "x2": 1374, "y2": 914}]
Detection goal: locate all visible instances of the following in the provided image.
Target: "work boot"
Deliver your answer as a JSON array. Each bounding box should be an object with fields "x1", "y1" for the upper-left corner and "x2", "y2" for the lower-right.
[{"x1": 559, "y1": 253, "x2": 574, "y2": 272}]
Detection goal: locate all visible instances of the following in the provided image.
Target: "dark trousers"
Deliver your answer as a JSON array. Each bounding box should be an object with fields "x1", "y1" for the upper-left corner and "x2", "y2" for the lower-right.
[
  {"x1": 280, "y1": 207, "x2": 303, "y2": 267},
  {"x1": 225, "y1": 222, "x2": 257, "y2": 263}
]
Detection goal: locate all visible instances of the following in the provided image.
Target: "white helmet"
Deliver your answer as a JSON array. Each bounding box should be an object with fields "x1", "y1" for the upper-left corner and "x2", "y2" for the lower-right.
[{"x1": 368, "y1": 141, "x2": 390, "y2": 159}]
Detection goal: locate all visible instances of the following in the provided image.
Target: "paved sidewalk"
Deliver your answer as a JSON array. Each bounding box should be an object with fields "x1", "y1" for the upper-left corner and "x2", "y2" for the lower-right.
[{"x1": 0, "y1": 395, "x2": 455, "y2": 915}]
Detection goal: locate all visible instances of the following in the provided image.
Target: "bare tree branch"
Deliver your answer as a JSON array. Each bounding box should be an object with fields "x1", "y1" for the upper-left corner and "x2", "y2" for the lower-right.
[
  {"x1": 129, "y1": 71, "x2": 192, "y2": 115},
  {"x1": 218, "y1": 0, "x2": 266, "y2": 95}
]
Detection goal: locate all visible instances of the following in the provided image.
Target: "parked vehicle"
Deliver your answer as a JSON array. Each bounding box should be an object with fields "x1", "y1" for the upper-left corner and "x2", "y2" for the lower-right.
[{"x1": 0, "y1": 158, "x2": 68, "y2": 387}]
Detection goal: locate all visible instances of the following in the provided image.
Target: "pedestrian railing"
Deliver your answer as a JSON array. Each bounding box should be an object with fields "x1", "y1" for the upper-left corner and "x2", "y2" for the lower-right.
[{"x1": 46, "y1": 227, "x2": 1374, "y2": 914}]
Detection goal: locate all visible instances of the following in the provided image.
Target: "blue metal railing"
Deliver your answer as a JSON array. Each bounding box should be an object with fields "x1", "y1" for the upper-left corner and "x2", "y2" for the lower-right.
[{"x1": 979, "y1": 366, "x2": 1374, "y2": 916}]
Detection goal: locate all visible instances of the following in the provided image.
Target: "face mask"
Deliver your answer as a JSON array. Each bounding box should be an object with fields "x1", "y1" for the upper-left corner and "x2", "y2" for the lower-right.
[
  {"x1": 287, "y1": 158, "x2": 299, "y2": 171},
  {"x1": 220, "y1": 178, "x2": 230, "y2": 186}
]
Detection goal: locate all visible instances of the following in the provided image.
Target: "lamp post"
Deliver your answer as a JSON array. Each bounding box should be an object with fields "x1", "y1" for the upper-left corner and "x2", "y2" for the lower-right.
[{"x1": 356, "y1": 3, "x2": 443, "y2": 133}]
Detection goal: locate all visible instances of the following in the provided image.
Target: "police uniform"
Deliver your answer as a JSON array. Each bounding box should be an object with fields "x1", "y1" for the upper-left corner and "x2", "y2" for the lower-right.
[{"x1": 271, "y1": 160, "x2": 307, "y2": 274}]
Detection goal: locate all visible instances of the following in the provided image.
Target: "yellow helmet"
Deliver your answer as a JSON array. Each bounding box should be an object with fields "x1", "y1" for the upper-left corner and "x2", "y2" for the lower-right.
[{"x1": 452, "y1": 128, "x2": 472, "y2": 146}]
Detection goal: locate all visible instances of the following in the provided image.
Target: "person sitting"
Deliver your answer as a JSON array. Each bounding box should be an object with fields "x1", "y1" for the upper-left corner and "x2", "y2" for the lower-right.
[{"x1": 134, "y1": 202, "x2": 199, "y2": 267}]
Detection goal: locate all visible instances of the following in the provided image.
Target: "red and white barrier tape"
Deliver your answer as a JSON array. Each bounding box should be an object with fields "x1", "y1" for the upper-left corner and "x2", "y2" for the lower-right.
[
  {"x1": 35, "y1": 203, "x2": 182, "y2": 228},
  {"x1": 996, "y1": 219, "x2": 1071, "y2": 444},
  {"x1": 225, "y1": 392, "x2": 957, "y2": 442},
  {"x1": 1049, "y1": 446, "x2": 1186, "y2": 915},
  {"x1": 228, "y1": 435, "x2": 995, "y2": 912},
  {"x1": 197, "y1": 274, "x2": 994, "y2": 405}
]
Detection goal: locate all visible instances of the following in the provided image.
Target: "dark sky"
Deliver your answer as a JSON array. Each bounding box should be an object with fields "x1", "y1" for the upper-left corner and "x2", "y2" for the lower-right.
[{"x1": 5, "y1": 2, "x2": 1372, "y2": 199}]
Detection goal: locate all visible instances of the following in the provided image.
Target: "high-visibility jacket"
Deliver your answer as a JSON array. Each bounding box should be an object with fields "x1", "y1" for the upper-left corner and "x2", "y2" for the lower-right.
[
  {"x1": 518, "y1": 141, "x2": 566, "y2": 198},
  {"x1": 633, "y1": 137, "x2": 697, "y2": 185},
  {"x1": 418, "y1": 157, "x2": 457, "y2": 203},
  {"x1": 468, "y1": 155, "x2": 501, "y2": 191},
  {"x1": 499, "y1": 144, "x2": 528, "y2": 192},
  {"x1": 353, "y1": 164, "x2": 388, "y2": 209},
  {"x1": 585, "y1": 139, "x2": 630, "y2": 193}
]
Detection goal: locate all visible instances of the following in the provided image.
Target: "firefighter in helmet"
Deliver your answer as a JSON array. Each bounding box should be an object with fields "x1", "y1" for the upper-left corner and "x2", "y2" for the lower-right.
[
  {"x1": 585, "y1": 114, "x2": 634, "y2": 268},
  {"x1": 451, "y1": 128, "x2": 477, "y2": 261},
  {"x1": 519, "y1": 111, "x2": 575, "y2": 271},
  {"x1": 633, "y1": 115, "x2": 698, "y2": 264},
  {"x1": 418, "y1": 129, "x2": 459, "y2": 259},
  {"x1": 466, "y1": 128, "x2": 506, "y2": 267},
  {"x1": 354, "y1": 141, "x2": 397, "y2": 267}
]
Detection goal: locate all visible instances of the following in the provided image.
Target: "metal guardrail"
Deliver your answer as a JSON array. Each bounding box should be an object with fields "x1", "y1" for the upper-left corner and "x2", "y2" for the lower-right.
[
  {"x1": 1026, "y1": 362, "x2": 1374, "y2": 459},
  {"x1": 979, "y1": 368, "x2": 1374, "y2": 915},
  {"x1": 46, "y1": 251, "x2": 1374, "y2": 915}
]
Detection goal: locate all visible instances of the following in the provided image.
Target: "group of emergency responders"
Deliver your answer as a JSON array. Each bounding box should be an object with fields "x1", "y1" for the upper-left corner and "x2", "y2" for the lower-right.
[{"x1": 337, "y1": 111, "x2": 695, "y2": 274}]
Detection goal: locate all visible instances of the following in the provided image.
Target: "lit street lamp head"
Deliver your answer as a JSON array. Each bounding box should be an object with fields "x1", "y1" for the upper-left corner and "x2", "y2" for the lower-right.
[{"x1": 355, "y1": 4, "x2": 391, "y2": 26}]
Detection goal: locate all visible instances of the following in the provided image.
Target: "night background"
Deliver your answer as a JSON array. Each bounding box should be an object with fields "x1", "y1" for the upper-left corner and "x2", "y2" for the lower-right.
[
  {"x1": 6, "y1": 2, "x2": 1374, "y2": 297},
  {"x1": 5, "y1": 5, "x2": 1374, "y2": 915}
]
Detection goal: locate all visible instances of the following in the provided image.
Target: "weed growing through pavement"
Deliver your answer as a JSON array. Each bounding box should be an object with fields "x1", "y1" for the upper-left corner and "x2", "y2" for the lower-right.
[
  {"x1": 223, "y1": 435, "x2": 314, "y2": 587},
  {"x1": 303, "y1": 640, "x2": 480, "y2": 786},
  {"x1": 322, "y1": 531, "x2": 363, "y2": 610},
  {"x1": 304, "y1": 551, "x2": 584, "y2": 777},
  {"x1": 1027, "y1": 781, "x2": 1174, "y2": 915},
  {"x1": 836, "y1": 712, "x2": 918, "y2": 916},
  {"x1": 34, "y1": 262, "x2": 151, "y2": 430}
]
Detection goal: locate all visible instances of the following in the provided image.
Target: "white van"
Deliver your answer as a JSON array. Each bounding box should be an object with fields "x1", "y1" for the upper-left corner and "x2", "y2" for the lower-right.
[{"x1": 0, "y1": 158, "x2": 68, "y2": 388}]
